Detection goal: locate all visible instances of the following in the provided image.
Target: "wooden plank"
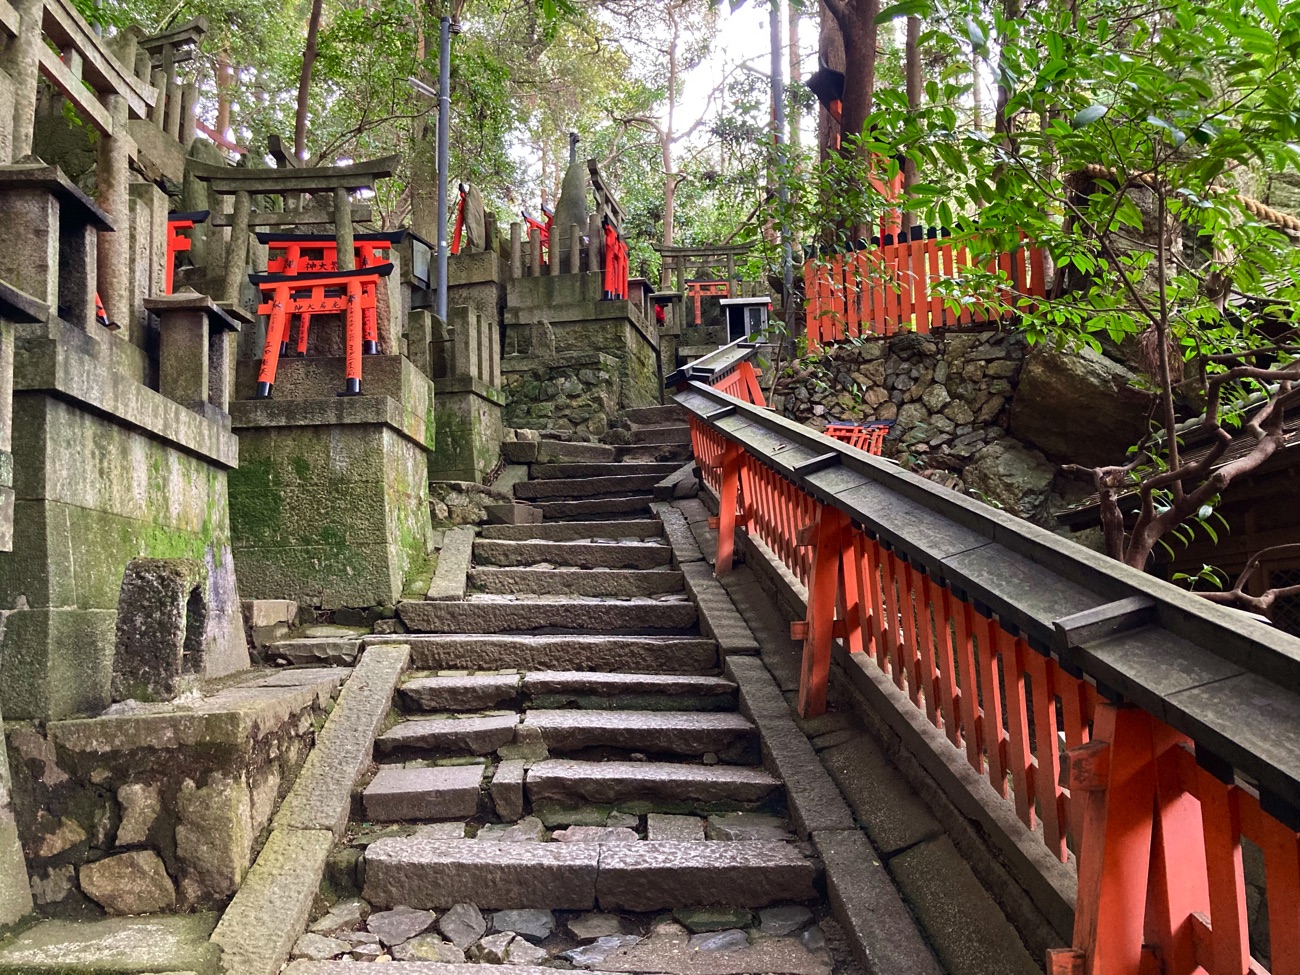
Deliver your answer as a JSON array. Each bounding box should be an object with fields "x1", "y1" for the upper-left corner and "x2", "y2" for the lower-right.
[
  {"x1": 189, "y1": 154, "x2": 399, "y2": 194},
  {"x1": 38, "y1": 45, "x2": 112, "y2": 134},
  {"x1": 211, "y1": 204, "x2": 373, "y2": 228},
  {"x1": 41, "y1": 0, "x2": 155, "y2": 118}
]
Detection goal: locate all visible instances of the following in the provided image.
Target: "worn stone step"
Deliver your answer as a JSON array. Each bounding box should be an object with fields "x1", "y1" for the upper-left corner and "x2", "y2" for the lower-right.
[
  {"x1": 514, "y1": 474, "x2": 664, "y2": 500},
  {"x1": 479, "y1": 519, "x2": 663, "y2": 542},
  {"x1": 469, "y1": 568, "x2": 684, "y2": 598},
  {"x1": 628, "y1": 424, "x2": 691, "y2": 445},
  {"x1": 376, "y1": 714, "x2": 518, "y2": 756},
  {"x1": 400, "y1": 674, "x2": 522, "y2": 712},
  {"x1": 362, "y1": 764, "x2": 485, "y2": 821},
  {"x1": 285, "y1": 965, "x2": 623, "y2": 975},
  {"x1": 532, "y1": 461, "x2": 684, "y2": 480},
  {"x1": 522, "y1": 710, "x2": 755, "y2": 756},
  {"x1": 396, "y1": 598, "x2": 697, "y2": 635},
  {"x1": 616, "y1": 443, "x2": 695, "y2": 464},
  {"x1": 526, "y1": 760, "x2": 780, "y2": 809},
  {"x1": 623, "y1": 404, "x2": 688, "y2": 425},
  {"x1": 361, "y1": 634, "x2": 718, "y2": 673},
  {"x1": 533, "y1": 495, "x2": 654, "y2": 520},
  {"x1": 536, "y1": 440, "x2": 618, "y2": 464},
  {"x1": 266, "y1": 636, "x2": 360, "y2": 667},
  {"x1": 522, "y1": 671, "x2": 736, "y2": 711},
  {"x1": 473, "y1": 538, "x2": 672, "y2": 569},
  {"x1": 362, "y1": 839, "x2": 814, "y2": 911}
]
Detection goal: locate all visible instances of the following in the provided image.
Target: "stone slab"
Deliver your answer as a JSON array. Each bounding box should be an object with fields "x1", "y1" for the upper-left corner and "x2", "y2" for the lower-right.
[
  {"x1": 479, "y1": 520, "x2": 663, "y2": 541},
  {"x1": 491, "y1": 759, "x2": 526, "y2": 820},
  {"x1": 725, "y1": 656, "x2": 856, "y2": 836},
  {"x1": 285, "y1": 964, "x2": 625, "y2": 975},
  {"x1": 364, "y1": 838, "x2": 600, "y2": 909},
  {"x1": 821, "y1": 734, "x2": 944, "y2": 857},
  {"x1": 814, "y1": 829, "x2": 944, "y2": 975},
  {"x1": 535, "y1": 441, "x2": 617, "y2": 463},
  {"x1": 523, "y1": 710, "x2": 754, "y2": 755},
  {"x1": 473, "y1": 539, "x2": 672, "y2": 569},
  {"x1": 526, "y1": 760, "x2": 779, "y2": 808},
  {"x1": 514, "y1": 474, "x2": 663, "y2": 500},
  {"x1": 652, "y1": 502, "x2": 704, "y2": 565},
  {"x1": 501, "y1": 441, "x2": 540, "y2": 463},
  {"x1": 533, "y1": 462, "x2": 683, "y2": 480},
  {"x1": 376, "y1": 714, "x2": 519, "y2": 755},
  {"x1": 595, "y1": 841, "x2": 817, "y2": 911},
  {"x1": 533, "y1": 495, "x2": 654, "y2": 520},
  {"x1": 646, "y1": 814, "x2": 705, "y2": 841},
  {"x1": 366, "y1": 634, "x2": 718, "y2": 674},
  {"x1": 397, "y1": 599, "x2": 698, "y2": 635},
  {"x1": 267, "y1": 637, "x2": 361, "y2": 667},
  {"x1": 401, "y1": 674, "x2": 522, "y2": 711},
  {"x1": 428, "y1": 526, "x2": 476, "y2": 601},
  {"x1": 211, "y1": 828, "x2": 335, "y2": 975},
  {"x1": 593, "y1": 934, "x2": 830, "y2": 975},
  {"x1": 0, "y1": 914, "x2": 221, "y2": 974},
  {"x1": 469, "y1": 568, "x2": 684, "y2": 598},
  {"x1": 274, "y1": 644, "x2": 411, "y2": 837},
  {"x1": 629, "y1": 424, "x2": 691, "y2": 445},
  {"x1": 522, "y1": 671, "x2": 735, "y2": 704},
  {"x1": 364, "y1": 764, "x2": 485, "y2": 821},
  {"x1": 681, "y1": 562, "x2": 760, "y2": 654}
]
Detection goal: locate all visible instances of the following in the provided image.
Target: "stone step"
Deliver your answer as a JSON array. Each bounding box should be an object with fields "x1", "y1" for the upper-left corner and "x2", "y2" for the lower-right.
[
  {"x1": 400, "y1": 674, "x2": 522, "y2": 712},
  {"x1": 623, "y1": 403, "x2": 688, "y2": 425},
  {"x1": 513, "y1": 474, "x2": 663, "y2": 500},
  {"x1": 628, "y1": 424, "x2": 691, "y2": 445},
  {"x1": 522, "y1": 710, "x2": 755, "y2": 756},
  {"x1": 614, "y1": 443, "x2": 694, "y2": 464},
  {"x1": 285, "y1": 966, "x2": 623, "y2": 975},
  {"x1": 479, "y1": 519, "x2": 663, "y2": 542},
  {"x1": 532, "y1": 495, "x2": 654, "y2": 520},
  {"x1": 266, "y1": 635, "x2": 360, "y2": 667},
  {"x1": 536, "y1": 440, "x2": 618, "y2": 464},
  {"x1": 362, "y1": 764, "x2": 485, "y2": 821},
  {"x1": 525, "y1": 760, "x2": 781, "y2": 809},
  {"x1": 469, "y1": 568, "x2": 684, "y2": 598},
  {"x1": 532, "y1": 461, "x2": 684, "y2": 480},
  {"x1": 376, "y1": 714, "x2": 518, "y2": 756},
  {"x1": 361, "y1": 634, "x2": 718, "y2": 674},
  {"x1": 522, "y1": 671, "x2": 736, "y2": 711},
  {"x1": 473, "y1": 538, "x2": 672, "y2": 569},
  {"x1": 397, "y1": 598, "x2": 697, "y2": 635},
  {"x1": 362, "y1": 839, "x2": 816, "y2": 911}
]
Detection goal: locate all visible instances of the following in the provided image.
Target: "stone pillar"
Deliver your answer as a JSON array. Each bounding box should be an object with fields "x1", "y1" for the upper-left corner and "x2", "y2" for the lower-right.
[
  {"x1": 0, "y1": 313, "x2": 11, "y2": 552},
  {"x1": 407, "y1": 308, "x2": 432, "y2": 376},
  {"x1": 146, "y1": 291, "x2": 242, "y2": 418},
  {"x1": 0, "y1": 64, "x2": 14, "y2": 166},
  {"x1": 0, "y1": 183, "x2": 58, "y2": 308},
  {"x1": 96, "y1": 95, "x2": 131, "y2": 328},
  {"x1": 129, "y1": 181, "x2": 168, "y2": 348},
  {"x1": 4, "y1": 0, "x2": 42, "y2": 159}
]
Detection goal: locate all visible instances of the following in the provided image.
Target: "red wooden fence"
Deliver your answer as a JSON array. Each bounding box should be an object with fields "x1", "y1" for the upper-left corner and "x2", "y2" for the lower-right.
[
  {"x1": 680, "y1": 366, "x2": 1300, "y2": 975},
  {"x1": 804, "y1": 235, "x2": 1047, "y2": 349}
]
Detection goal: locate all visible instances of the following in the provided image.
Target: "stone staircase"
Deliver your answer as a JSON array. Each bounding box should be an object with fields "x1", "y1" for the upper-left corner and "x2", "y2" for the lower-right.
[{"x1": 289, "y1": 431, "x2": 849, "y2": 972}]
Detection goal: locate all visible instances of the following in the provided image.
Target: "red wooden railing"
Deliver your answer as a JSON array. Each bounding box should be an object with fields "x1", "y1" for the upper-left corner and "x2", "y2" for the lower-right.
[
  {"x1": 678, "y1": 369, "x2": 1300, "y2": 975},
  {"x1": 804, "y1": 233, "x2": 1047, "y2": 349},
  {"x1": 823, "y1": 422, "x2": 888, "y2": 455}
]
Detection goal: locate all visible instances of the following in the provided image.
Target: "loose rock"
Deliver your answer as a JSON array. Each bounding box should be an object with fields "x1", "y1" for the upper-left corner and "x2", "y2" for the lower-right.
[
  {"x1": 470, "y1": 930, "x2": 516, "y2": 963},
  {"x1": 78, "y1": 851, "x2": 176, "y2": 916},
  {"x1": 367, "y1": 905, "x2": 437, "y2": 946},
  {"x1": 567, "y1": 912, "x2": 626, "y2": 941},
  {"x1": 673, "y1": 907, "x2": 755, "y2": 933},
  {"x1": 439, "y1": 903, "x2": 487, "y2": 947},
  {"x1": 551, "y1": 826, "x2": 639, "y2": 844},
  {"x1": 560, "y1": 934, "x2": 643, "y2": 966},
  {"x1": 759, "y1": 905, "x2": 813, "y2": 937},
  {"x1": 689, "y1": 929, "x2": 751, "y2": 952},
  {"x1": 292, "y1": 933, "x2": 350, "y2": 960},
  {"x1": 491, "y1": 908, "x2": 555, "y2": 941},
  {"x1": 392, "y1": 934, "x2": 466, "y2": 962}
]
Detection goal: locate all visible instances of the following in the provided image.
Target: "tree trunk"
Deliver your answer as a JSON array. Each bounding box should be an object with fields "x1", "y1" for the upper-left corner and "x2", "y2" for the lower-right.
[
  {"x1": 831, "y1": 0, "x2": 878, "y2": 148},
  {"x1": 662, "y1": 4, "x2": 680, "y2": 246},
  {"x1": 294, "y1": 0, "x2": 325, "y2": 160},
  {"x1": 901, "y1": 14, "x2": 921, "y2": 228},
  {"x1": 216, "y1": 53, "x2": 233, "y2": 138},
  {"x1": 817, "y1": 0, "x2": 844, "y2": 161}
]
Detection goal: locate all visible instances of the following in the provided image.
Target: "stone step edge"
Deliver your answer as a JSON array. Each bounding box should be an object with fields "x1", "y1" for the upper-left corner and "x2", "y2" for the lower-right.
[{"x1": 285, "y1": 962, "x2": 625, "y2": 975}]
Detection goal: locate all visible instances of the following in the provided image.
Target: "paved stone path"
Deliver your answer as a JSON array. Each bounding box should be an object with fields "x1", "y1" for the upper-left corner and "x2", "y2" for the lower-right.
[{"x1": 291, "y1": 408, "x2": 869, "y2": 973}]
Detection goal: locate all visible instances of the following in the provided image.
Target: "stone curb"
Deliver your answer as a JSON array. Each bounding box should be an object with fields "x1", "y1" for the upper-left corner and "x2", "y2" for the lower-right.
[
  {"x1": 680, "y1": 561, "x2": 760, "y2": 655},
  {"x1": 210, "y1": 827, "x2": 334, "y2": 975},
  {"x1": 214, "y1": 644, "x2": 411, "y2": 975},
  {"x1": 427, "y1": 526, "x2": 476, "y2": 600},
  {"x1": 815, "y1": 828, "x2": 944, "y2": 975},
  {"x1": 273, "y1": 643, "x2": 411, "y2": 837},
  {"x1": 650, "y1": 501, "x2": 704, "y2": 565},
  {"x1": 653, "y1": 462, "x2": 699, "y2": 500}
]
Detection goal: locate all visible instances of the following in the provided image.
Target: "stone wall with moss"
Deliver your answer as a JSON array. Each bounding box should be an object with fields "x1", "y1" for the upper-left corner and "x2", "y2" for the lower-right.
[
  {"x1": 228, "y1": 356, "x2": 437, "y2": 611},
  {"x1": 6, "y1": 668, "x2": 338, "y2": 918},
  {"x1": 0, "y1": 322, "x2": 246, "y2": 721},
  {"x1": 775, "y1": 329, "x2": 1154, "y2": 527}
]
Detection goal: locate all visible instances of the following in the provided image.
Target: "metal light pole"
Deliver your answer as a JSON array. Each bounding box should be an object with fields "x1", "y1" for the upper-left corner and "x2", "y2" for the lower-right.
[
  {"x1": 435, "y1": 16, "x2": 456, "y2": 320},
  {"x1": 769, "y1": 0, "x2": 794, "y2": 327}
]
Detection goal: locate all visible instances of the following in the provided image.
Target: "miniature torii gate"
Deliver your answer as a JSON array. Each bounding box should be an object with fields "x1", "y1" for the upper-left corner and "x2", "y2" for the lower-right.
[{"x1": 186, "y1": 155, "x2": 399, "y2": 304}]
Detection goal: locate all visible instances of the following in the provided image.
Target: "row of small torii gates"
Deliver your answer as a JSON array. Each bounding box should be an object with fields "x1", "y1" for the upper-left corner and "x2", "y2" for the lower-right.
[{"x1": 670, "y1": 340, "x2": 1300, "y2": 975}]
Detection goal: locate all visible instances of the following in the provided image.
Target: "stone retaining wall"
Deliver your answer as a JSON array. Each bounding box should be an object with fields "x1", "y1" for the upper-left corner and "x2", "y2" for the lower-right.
[{"x1": 5, "y1": 668, "x2": 341, "y2": 918}]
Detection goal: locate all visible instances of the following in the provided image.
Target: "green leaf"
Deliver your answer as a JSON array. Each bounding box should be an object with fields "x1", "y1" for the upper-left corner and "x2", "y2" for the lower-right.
[
  {"x1": 875, "y1": 0, "x2": 930, "y2": 24},
  {"x1": 1073, "y1": 103, "x2": 1109, "y2": 128},
  {"x1": 964, "y1": 17, "x2": 987, "y2": 51}
]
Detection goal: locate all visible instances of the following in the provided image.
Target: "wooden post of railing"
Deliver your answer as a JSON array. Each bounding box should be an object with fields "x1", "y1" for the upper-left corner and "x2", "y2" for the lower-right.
[
  {"x1": 715, "y1": 441, "x2": 741, "y2": 577},
  {"x1": 795, "y1": 504, "x2": 847, "y2": 718}
]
